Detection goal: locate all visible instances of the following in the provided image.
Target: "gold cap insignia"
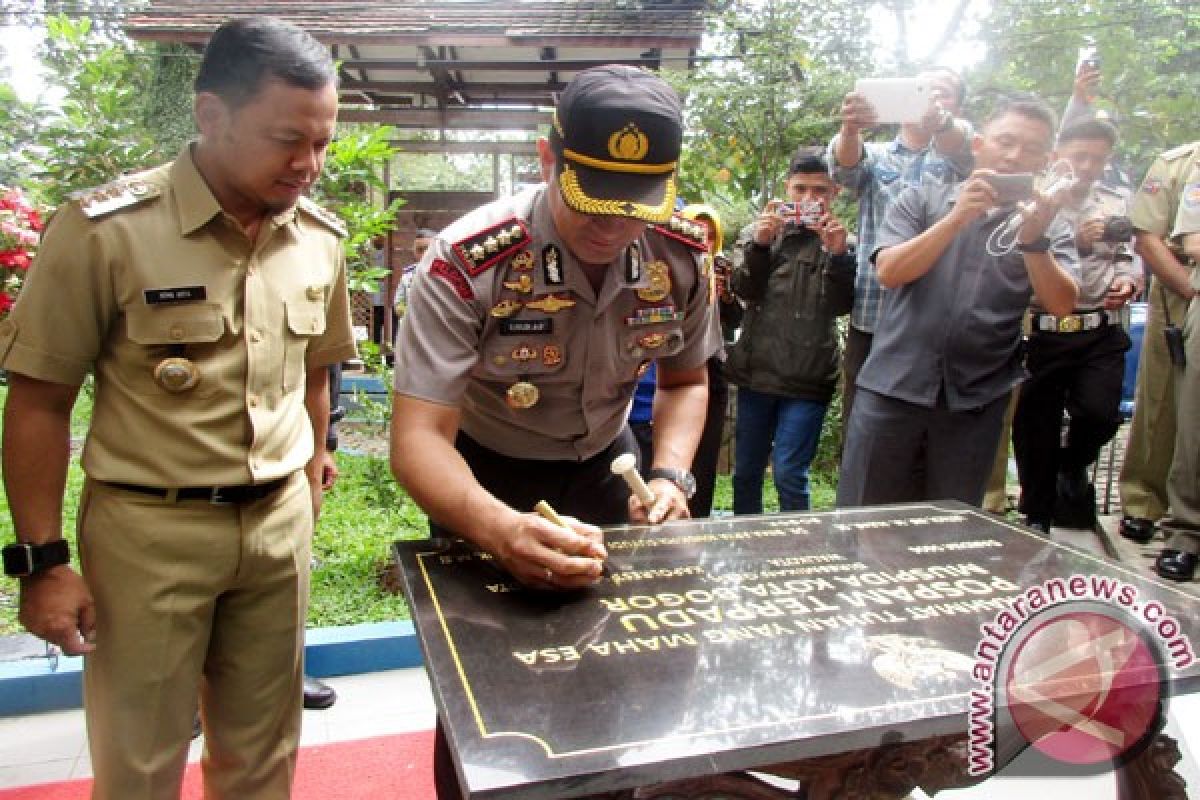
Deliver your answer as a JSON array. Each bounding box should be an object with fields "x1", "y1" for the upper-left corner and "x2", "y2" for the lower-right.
[{"x1": 607, "y1": 123, "x2": 650, "y2": 162}]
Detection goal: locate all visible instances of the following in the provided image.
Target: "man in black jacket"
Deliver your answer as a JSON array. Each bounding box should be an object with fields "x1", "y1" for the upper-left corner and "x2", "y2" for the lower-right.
[{"x1": 725, "y1": 147, "x2": 855, "y2": 513}]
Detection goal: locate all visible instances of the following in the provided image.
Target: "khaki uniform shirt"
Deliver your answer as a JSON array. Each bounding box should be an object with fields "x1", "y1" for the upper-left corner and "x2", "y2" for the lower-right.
[
  {"x1": 1132, "y1": 142, "x2": 1200, "y2": 288},
  {"x1": 393, "y1": 185, "x2": 721, "y2": 461},
  {"x1": 1033, "y1": 182, "x2": 1137, "y2": 311},
  {"x1": 0, "y1": 147, "x2": 357, "y2": 486}
]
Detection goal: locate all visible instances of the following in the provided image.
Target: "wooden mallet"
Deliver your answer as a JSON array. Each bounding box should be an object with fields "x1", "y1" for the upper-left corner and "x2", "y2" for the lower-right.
[{"x1": 610, "y1": 453, "x2": 656, "y2": 507}]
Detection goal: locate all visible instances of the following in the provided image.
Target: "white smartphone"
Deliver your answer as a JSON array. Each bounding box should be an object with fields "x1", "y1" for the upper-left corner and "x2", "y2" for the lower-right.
[{"x1": 854, "y1": 77, "x2": 931, "y2": 124}]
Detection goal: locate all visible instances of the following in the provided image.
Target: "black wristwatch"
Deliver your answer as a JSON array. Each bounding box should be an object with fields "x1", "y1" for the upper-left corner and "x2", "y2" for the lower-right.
[
  {"x1": 1017, "y1": 236, "x2": 1052, "y2": 254},
  {"x1": 2, "y1": 539, "x2": 70, "y2": 578},
  {"x1": 648, "y1": 467, "x2": 697, "y2": 500}
]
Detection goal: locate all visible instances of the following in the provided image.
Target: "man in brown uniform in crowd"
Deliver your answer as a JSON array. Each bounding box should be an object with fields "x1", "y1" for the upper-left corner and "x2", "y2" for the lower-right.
[
  {"x1": 0, "y1": 17, "x2": 355, "y2": 800},
  {"x1": 1119, "y1": 141, "x2": 1199, "y2": 544},
  {"x1": 389, "y1": 65, "x2": 720, "y2": 798}
]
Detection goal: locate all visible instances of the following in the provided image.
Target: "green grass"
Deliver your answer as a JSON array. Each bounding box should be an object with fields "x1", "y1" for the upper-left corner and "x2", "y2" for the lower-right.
[{"x1": 0, "y1": 381, "x2": 841, "y2": 635}]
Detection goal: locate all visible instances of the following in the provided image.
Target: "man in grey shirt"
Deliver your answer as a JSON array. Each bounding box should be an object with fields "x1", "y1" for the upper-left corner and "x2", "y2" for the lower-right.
[{"x1": 837, "y1": 98, "x2": 1080, "y2": 507}]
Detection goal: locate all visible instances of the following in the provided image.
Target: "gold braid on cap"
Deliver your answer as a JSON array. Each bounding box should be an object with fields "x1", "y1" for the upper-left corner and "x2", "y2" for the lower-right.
[{"x1": 557, "y1": 165, "x2": 676, "y2": 224}]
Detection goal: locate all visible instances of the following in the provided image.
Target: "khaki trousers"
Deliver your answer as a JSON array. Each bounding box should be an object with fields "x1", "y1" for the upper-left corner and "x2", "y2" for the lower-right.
[
  {"x1": 1162, "y1": 297, "x2": 1200, "y2": 553},
  {"x1": 1120, "y1": 288, "x2": 1189, "y2": 520},
  {"x1": 78, "y1": 472, "x2": 311, "y2": 800}
]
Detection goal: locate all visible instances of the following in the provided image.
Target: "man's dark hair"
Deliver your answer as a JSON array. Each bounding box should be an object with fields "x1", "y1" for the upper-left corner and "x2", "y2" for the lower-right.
[
  {"x1": 1057, "y1": 118, "x2": 1119, "y2": 149},
  {"x1": 984, "y1": 95, "x2": 1058, "y2": 142},
  {"x1": 926, "y1": 66, "x2": 967, "y2": 107},
  {"x1": 194, "y1": 16, "x2": 336, "y2": 108},
  {"x1": 788, "y1": 146, "x2": 829, "y2": 176}
]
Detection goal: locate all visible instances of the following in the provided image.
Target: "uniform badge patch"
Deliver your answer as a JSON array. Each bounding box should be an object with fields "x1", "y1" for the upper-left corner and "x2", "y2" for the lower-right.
[
  {"x1": 74, "y1": 179, "x2": 161, "y2": 220},
  {"x1": 542, "y1": 344, "x2": 563, "y2": 366},
  {"x1": 652, "y1": 214, "x2": 708, "y2": 251},
  {"x1": 526, "y1": 294, "x2": 576, "y2": 313},
  {"x1": 625, "y1": 243, "x2": 642, "y2": 283},
  {"x1": 429, "y1": 258, "x2": 474, "y2": 301},
  {"x1": 451, "y1": 218, "x2": 530, "y2": 276},
  {"x1": 490, "y1": 299, "x2": 522, "y2": 318},
  {"x1": 511, "y1": 250, "x2": 536, "y2": 271},
  {"x1": 542, "y1": 244, "x2": 565, "y2": 286},
  {"x1": 503, "y1": 274, "x2": 534, "y2": 294},
  {"x1": 636, "y1": 260, "x2": 672, "y2": 303},
  {"x1": 1183, "y1": 183, "x2": 1200, "y2": 210}
]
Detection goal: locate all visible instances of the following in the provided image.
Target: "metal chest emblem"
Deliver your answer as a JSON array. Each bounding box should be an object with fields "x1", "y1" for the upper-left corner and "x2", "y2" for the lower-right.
[
  {"x1": 512, "y1": 344, "x2": 539, "y2": 362},
  {"x1": 506, "y1": 381, "x2": 539, "y2": 409},
  {"x1": 542, "y1": 344, "x2": 563, "y2": 366},
  {"x1": 503, "y1": 274, "x2": 534, "y2": 294},
  {"x1": 490, "y1": 300, "x2": 523, "y2": 318},
  {"x1": 511, "y1": 250, "x2": 535, "y2": 271},
  {"x1": 525, "y1": 294, "x2": 576, "y2": 313},
  {"x1": 154, "y1": 357, "x2": 200, "y2": 393},
  {"x1": 636, "y1": 260, "x2": 671, "y2": 303}
]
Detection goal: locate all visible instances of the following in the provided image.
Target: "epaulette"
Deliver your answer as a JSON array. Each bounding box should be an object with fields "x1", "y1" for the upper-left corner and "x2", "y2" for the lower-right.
[
  {"x1": 296, "y1": 196, "x2": 347, "y2": 237},
  {"x1": 1161, "y1": 142, "x2": 1200, "y2": 163},
  {"x1": 652, "y1": 214, "x2": 709, "y2": 252},
  {"x1": 450, "y1": 217, "x2": 531, "y2": 276},
  {"x1": 72, "y1": 178, "x2": 160, "y2": 220}
]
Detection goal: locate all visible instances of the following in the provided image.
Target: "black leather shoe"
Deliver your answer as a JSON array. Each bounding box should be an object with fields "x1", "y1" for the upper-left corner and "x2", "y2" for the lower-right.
[
  {"x1": 1154, "y1": 549, "x2": 1198, "y2": 582},
  {"x1": 1119, "y1": 515, "x2": 1156, "y2": 543},
  {"x1": 303, "y1": 676, "x2": 337, "y2": 710},
  {"x1": 1024, "y1": 517, "x2": 1052, "y2": 535},
  {"x1": 1053, "y1": 469, "x2": 1097, "y2": 528}
]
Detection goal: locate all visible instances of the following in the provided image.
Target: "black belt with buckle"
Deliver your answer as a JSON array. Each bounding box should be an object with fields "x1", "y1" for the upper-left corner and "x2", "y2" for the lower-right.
[
  {"x1": 105, "y1": 475, "x2": 290, "y2": 504},
  {"x1": 1032, "y1": 309, "x2": 1118, "y2": 334}
]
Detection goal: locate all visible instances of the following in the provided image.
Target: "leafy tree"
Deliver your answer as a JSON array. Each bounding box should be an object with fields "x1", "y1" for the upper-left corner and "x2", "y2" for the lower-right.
[
  {"x1": 30, "y1": 13, "x2": 156, "y2": 205},
  {"x1": 665, "y1": 0, "x2": 872, "y2": 235},
  {"x1": 971, "y1": 0, "x2": 1199, "y2": 172},
  {"x1": 140, "y1": 42, "x2": 199, "y2": 160}
]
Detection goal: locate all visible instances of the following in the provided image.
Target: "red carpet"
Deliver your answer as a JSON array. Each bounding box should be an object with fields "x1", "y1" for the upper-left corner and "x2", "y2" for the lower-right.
[{"x1": 0, "y1": 729, "x2": 435, "y2": 800}]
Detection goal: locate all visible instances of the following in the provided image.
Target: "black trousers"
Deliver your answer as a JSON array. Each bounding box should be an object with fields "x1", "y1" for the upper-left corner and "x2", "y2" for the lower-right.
[
  {"x1": 430, "y1": 428, "x2": 638, "y2": 800},
  {"x1": 1013, "y1": 324, "x2": 1130, "y2": 521}
]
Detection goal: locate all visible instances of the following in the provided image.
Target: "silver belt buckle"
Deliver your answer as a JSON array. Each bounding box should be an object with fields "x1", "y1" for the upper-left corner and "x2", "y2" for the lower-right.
[{"x1": 209, "y1": 486, "x2": 234, "y2": 505}]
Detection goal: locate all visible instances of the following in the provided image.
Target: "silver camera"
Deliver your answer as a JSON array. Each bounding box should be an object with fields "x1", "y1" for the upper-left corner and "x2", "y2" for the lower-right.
[{"x1": 779, "y1": 200, "x2": 823, "y2": 226}]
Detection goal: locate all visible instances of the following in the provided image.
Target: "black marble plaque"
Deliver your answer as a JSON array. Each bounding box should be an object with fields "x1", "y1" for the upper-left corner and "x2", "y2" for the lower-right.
[{"x1": 391, "y1": 502, "x2": 1200, "y2": 799}]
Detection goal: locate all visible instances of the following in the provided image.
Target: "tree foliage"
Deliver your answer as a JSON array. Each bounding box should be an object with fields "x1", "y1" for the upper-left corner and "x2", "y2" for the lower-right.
[
  {"x1": 969, "y1": 0, "x2": 1199, "y2": 171},
  {"x1": 665, "y1": 0, "x2": 872, "y2": 234}
]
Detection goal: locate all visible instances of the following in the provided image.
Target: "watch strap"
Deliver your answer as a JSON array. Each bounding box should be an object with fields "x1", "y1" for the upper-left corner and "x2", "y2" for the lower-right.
[
  {"x1": 647, "y1": 467, "x2": 696, "y2": 499},
  {"x1": 3, "y1": 539, "x2": 70, "y2": 577},
  {"x1": 1017, "y1": 235, "x2": 1052, "y2": 254}
]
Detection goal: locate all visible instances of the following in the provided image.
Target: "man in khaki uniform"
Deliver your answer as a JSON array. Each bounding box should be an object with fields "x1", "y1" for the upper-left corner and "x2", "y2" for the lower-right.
[
  {"x1": 0, "y1": 18, "x2": 355, "y2": 800},
  {"x1": 1118, "y1": 141, "x2": 1200, "y2": 543},
  {"x1": 1153, "y1": 179, "x2": 1200, "y2": 580},
  {"x1": 389, "y1": 65, "x2": 720, "y2": 799}
]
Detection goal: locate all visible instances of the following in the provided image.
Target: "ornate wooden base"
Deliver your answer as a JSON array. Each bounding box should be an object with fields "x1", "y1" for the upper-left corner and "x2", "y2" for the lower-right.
[{"x1": 585, "y1": 733, "x2": 1186, "y2": 800}]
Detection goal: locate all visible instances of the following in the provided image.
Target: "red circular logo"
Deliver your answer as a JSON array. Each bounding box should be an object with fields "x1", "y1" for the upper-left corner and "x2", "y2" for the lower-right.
[{"x1": 1005, "y1": 611, "x2": 1162, "y2": 765}]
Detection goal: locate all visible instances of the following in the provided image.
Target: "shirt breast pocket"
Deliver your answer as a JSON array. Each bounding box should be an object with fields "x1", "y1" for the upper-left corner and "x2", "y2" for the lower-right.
[
  {"x1": 124, "y1": 303, "x2": 226, "y2": 396},
  {"x1": 283, "y1": 298, "x2": 327, "y2": 394}
]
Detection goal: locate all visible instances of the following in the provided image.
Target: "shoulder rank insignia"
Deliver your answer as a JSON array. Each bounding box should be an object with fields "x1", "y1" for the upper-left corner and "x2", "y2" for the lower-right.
[
  {"x1": 452, "y1": 217, "x2": 531, "y2": 277},
  {"x1": 651, "y1": 214, "x2": 709, "y2": 252},
  {"x1": 1162, "y1": 142, "x2": 1200, "y2": 163},
  {"x1": 429, "y1": 258, "x2": 474, "y2": 302},
  {"x1": 73, "y1": 179, "x2": 160, "y2": 220},
  {"x1": 296, "y1": 196, "x2": 348, "y2": 237}
]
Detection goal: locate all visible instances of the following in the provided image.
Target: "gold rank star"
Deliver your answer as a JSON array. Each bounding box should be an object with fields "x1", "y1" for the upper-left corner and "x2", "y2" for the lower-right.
[
  {"x1": 470, "y1": 243, "x2": 487, "y2": 262},
  {"x1": 497, "y1": 229, "x2": 513, "y2": 247},
  {"x1": 484, "y1": 236, "x2": 499, "y2": 254}
]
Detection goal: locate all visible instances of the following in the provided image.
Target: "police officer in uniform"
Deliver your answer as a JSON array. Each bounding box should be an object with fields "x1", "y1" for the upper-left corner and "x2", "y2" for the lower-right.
[
  {"x1": 389, "y1": 65, "x2": 720, "y2": 798},
  {"x1": 1153, "y1": 170, "x2": 1200, "y2": 580},
  {"x1": 0, "y1": 18, "x2": 355, "y2": 800},
  {"x1": 1118, "y1": 141, "x2": 1200, "y2": 543},
  {"x1": 1012, "y1": 119, "x2": 1139, "y2": 533}
]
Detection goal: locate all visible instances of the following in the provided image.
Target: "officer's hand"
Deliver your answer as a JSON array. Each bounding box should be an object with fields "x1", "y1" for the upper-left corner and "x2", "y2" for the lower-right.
[
  {"x1": 1017, "y1": 189, "x2": 1064, "y2": 245},
  {"x1": 18, "y1": 566, "x2": 96, "y2": 656},
  {"x1": 814, "y1": 212, "x2": 849, "y2": 255},
  {"x1": 1075, "y1": 218, "x2": 1106, "y2": 252},
  {"x1": 753, "y1": 202, "x2": 785, "y2": 245},
  {"x1": 839, "y1": 91, "x2": 878, "y2": 134},
  {"x1": 628, "y1": 479, "x2": 691, "y2": 526},
  {"x1": 949, "y1": 172, "x2": 999, "y2": 226},
  {"x1": 320, "y1": 453, "x2": 339, "y2": 491},
  {"x1": 492, "y1": 513, "x2": 606, "y2": 590},
  {"x1": 1104, "y1": 277, "x2": 1137, "y2": 309},
  {"x1": 1074, "y1": 63, "x2": 1101, "y2": 103}
]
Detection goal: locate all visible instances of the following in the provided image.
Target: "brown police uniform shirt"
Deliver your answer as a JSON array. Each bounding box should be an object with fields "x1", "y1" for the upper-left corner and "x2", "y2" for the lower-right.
[
  {"x1": 0, "y1": 147, "x2": 357, "y2": 486},
  {"x1": 1032, "y1": 182, "x2": 1137, "y2": 312},
  {"x1": 1132, "y1": 142, "x2": 1200, "y2": 285},
  {"x1": 393, "y1": 184, "x2": 721, "y2": 461}
]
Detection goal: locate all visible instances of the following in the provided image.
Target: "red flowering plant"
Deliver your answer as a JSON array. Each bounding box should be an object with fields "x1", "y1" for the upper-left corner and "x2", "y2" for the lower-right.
[{"x1": 0, "y1": 186, "x2": 43, "y2": 317}]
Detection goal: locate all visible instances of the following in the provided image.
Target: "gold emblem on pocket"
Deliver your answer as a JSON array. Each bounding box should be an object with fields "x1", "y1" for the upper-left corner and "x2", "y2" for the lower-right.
[
  {"x1": 154, "y1": 357, "x2": 200, "y2": 392},
  {"x1": 506, "y1": 381, "x2": 539, "y2": 409}
]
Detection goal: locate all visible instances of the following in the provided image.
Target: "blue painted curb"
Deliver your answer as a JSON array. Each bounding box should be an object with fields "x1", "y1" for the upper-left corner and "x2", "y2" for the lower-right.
[{"x1": 0, "y1": 621, "x2": 423, "y2": 717}]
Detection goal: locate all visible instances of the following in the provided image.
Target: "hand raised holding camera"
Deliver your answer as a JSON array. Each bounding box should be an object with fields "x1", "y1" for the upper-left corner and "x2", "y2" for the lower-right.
[
  {"x1": 1075, "y1": 217, "x2": 1107, "y2": 253},
  {"x1": 814, "y1": 212, "x2": 848, "y2": 255},
  {"x1": 839, "y1": 91, "x2": 879, "y2": 135},
  {"x1": 752, "y1": 200, "x2": 787, "y2": 245},
  {"x1": 948, "y1": 171, "x2": 1000, "y2": 226}
]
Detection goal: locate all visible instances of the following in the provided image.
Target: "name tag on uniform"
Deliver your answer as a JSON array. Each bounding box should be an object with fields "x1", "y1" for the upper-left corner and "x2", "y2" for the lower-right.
[
  {"x1": 144, "y1": 286, "x2": 207, "y2": 305},
  {"x1": 499, "y1": 318, "x2": 553, "y2": 336}
]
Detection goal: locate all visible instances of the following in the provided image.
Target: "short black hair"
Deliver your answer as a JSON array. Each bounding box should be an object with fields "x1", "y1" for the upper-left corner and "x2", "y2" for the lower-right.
[
  {"x1": 194, "y1": 16, "x2": 336, "y2": 108},
  {"x1": 925, "y1": 66, "x2": 967, "y2": 107},
  {"x1": 985, "y1": 95, "x2": 1058, "y2": 143},
  {"x1": 1057, "y1": 117, "x2": 1119, "y2": 149},
  {"x1": 788, "y1": 146, "x2": 828, "y2": 176}
]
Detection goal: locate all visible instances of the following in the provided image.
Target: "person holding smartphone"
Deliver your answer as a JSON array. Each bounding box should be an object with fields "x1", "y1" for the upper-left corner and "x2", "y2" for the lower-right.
[
  {"x1": 836, "y1": 97, "x2": 1080, "y2": 509},
  {"x1": 725, "y1": 147, "x2": 855, "y2": 513}
]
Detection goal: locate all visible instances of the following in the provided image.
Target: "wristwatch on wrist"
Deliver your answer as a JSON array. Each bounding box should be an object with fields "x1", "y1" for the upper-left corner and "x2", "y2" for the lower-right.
[
  {"x1": 1017, "y1": 236, "x2": 1052, "y2": 254},
  {"x1": 2, "y1": 539, "x2": 70, "y2": 578},
  {"x1": 648, "y1": 467, "x2": 697, "y2": 500}
]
